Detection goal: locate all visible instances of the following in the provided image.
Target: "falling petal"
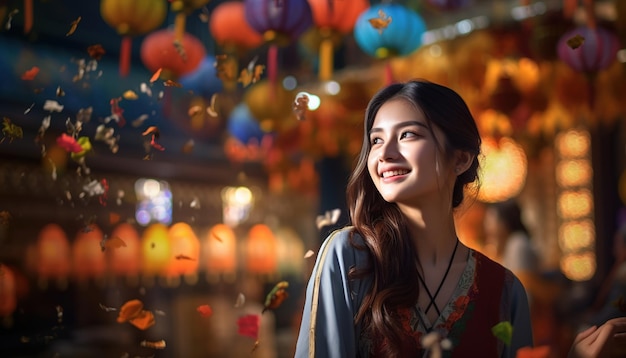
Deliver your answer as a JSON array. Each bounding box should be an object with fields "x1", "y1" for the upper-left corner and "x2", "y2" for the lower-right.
[
  {"x1": 492, "y1": 321, "x2": 513, "y2": 346},
  {"x1": 21, "y1": 66, "x2": 39, "y2": 81},
  {"x1": 234, "y1": 293, "x2": 246, "y2": 308},
  {"x1": 304, "y1": 250, "x2": 315, "y2": 259},
  {"x1": 66, "y1": 16, "x2": 81, "y2": 36},
  {"x1": 150, "y1": 68, "x2": 162, "y2": 83},
  {"x1": 122, "y1": 90, "x2": 138, "y2": 100},
  {"x1": 140, "y1": 339, "x2": 166, "y2": 349},
  {"x1": 196, "y1": 304, "x2": 213, "y2": 318},
  {"x1": 263, "y1": 281, "x2": 289, "y2": 313},
  {"x1": 566, "y1": 34, "x2": 585, "y2": 49},
  {"x1": 99, "y1": 303, "x2": 117, "y2": 312}
]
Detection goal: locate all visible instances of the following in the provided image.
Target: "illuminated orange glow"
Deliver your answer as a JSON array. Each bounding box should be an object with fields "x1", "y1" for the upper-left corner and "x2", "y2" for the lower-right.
[
  {"x1": 141, "y1": 223, "x2": 171, "y2": 276},
  {"x1": 36, "y1": 224, "x2": 71, "y2": 279},
  {"x1": 205, "y1": 224, "x2": 237, "y2": 275},
  {"x1": 107, "y1": 223, "x2": 141, "y2": 276},
  {"x1": 245, "y1": 224, "x2": 277, "y2": 275},
  {"x1": 166, "y1": 222, "x2": 200, "y2": 276},
  {"x1": 72, "y1": 225, "x2": 107, "y2": 280},
  {"x1": 477, "y1": 136, "x2": 527, "y2": 203}
]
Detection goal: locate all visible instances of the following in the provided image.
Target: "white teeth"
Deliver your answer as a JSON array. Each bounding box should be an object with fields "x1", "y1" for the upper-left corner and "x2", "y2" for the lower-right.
[{"x1": 381, "y1": 170, "x2": 409, "y2": 178}]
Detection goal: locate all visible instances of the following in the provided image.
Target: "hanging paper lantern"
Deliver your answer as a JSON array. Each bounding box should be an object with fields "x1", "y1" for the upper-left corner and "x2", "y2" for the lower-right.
[
  {"x1": 72, "y1": 225, "x2": 107, "y2": 281},
  {"x1": 245, "y1": 224, "x2": 277, "y2": 276},
  {"x1": 557, "y1": 26, "x2": 620, "y2": 74},
  {"x1": 36, "y1": 224, "x2": 71, "y2": 282},
  {"x1": 205, "y1": 224, "x2": 238, "y2": 281},
  {"x1": 107, "y1": 223, "x2": 141, "y2": 277},
  {"x1": 424, "y1": 0, "x2": 472, "y2": 11},
  {"x1": 477, "y1": 136, "x2": 528, "y2": 203},
  {"x1": 0, "y1": 264, "x2": 16, "y2": 317},
  {"x1": 353, "y1": 4, "x2": 426, "y2": 59},
  {"x1": 209, "y1": 1, "x2": 264, "y2": 54},
  {"x1": 307, "y1": 0, "x2": 369, "y2": 80},
  {"x1": 179, "y1": 56, "x2": 223, "y2": 99},
  {"x1": 227, "y1": 103, "x2": 266, "y2": 144},
  {"x1": 169, "y1": 0, "x2": 210, "y2": 42},
  {"x1": 100, "y1": 0, "x2": 168, "y2": 77},
  {"x1": 166, "y1": 222, "x2": 200, "y2": 277},
  {"x1": 353, "y1": 3, "x2": 426, "y2": 84},
  {"x1": 141, "y1": 223, "x2": 172, "y2": 276},
  {"x1": 244, "y1": 0, "x2": 314, "y2": 87},
  {"x1": 140, "y1": 29, "x2": 206, "y2": 80},
  {"x1": 244, "y1": 79, "x2": 295, "y2": 133}
]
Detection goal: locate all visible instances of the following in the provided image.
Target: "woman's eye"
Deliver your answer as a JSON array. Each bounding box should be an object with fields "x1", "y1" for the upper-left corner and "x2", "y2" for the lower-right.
[
  {"x1": 370, "y1": 137, "x2": 381, "y2": 145},
  {"x1": 400, "y1": 131, "x2": 417, "y2": 139}
]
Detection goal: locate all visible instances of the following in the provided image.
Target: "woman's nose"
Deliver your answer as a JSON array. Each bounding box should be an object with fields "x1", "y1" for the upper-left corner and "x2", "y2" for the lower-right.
[{"x1": 378, "y1": 141, "x2": 399, "y2": 161}]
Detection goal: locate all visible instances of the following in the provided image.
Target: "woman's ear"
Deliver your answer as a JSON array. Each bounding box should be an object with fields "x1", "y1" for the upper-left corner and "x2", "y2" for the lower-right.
[{"x1": 454, "y1": 150, "x2": 475, "y2": 176}]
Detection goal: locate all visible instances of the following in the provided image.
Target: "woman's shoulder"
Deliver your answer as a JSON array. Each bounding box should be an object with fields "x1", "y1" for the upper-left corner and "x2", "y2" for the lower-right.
[
  {"x1": 317, "y1": 226, "x2": 368, "y2": 264},
  {"x1": 472, "y1": 249, "x2": 525, "y2": 287}
]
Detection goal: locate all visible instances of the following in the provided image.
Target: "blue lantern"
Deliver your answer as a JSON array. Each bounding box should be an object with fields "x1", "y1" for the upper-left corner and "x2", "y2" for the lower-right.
[
  {"x1": 227, "y1": 103, "x2": 266, "y2": 144},
  {"x1": 179, "y1": 56, "x2": 223, "y2": 99},
  {"x1": 353, "y1": 3, "x2": 426, "y2": 59}
]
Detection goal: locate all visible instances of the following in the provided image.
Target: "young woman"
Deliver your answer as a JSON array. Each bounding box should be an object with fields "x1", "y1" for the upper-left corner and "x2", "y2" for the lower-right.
[{"x1": 294, "y1": 80, "x2": 533, "y2": 357}]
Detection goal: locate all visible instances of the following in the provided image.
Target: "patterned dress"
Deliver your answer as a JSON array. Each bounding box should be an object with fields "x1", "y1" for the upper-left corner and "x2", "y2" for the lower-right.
[{"x1": 295, "y1": 227, "x2": 533, "y2": 358}]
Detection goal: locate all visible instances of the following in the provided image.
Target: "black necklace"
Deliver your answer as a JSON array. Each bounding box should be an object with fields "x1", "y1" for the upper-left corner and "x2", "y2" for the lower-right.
[{"x1": 416, "y1": 239, "x2": 460, "y2": 329}]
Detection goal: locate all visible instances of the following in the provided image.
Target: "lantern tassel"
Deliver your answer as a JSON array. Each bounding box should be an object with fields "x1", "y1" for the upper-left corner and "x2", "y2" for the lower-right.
[
  {"x1": 384, "y1": 61, "x2": 394, "y2": 85},
  {"x1": 319, "y1": 38, "x2": 333, "y2": 81},
  {"x1": 119, "y1": 36, "x2": 132, "y2": 77},
  {"x1": 583, "y1": 0, "x2": 596, "y2": 28},
  {"x1": 268, "y1": 44, "x2": 278, "y2": 100},
  {"x1": 174, "y1": 12, "x2": 186, "y2": 43},
  {"x1": 23, "y1": 0, "x2": 32, "y2": 34}
]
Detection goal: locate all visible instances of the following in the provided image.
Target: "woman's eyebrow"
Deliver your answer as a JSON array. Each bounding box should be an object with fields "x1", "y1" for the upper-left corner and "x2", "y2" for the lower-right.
[{"x1": 369, "y1": 121, "x2": 426, "y2": 134}]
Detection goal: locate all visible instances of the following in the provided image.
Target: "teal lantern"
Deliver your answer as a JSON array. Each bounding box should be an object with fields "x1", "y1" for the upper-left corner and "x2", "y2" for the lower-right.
[{"x1": 353, "y1": 3, "x2": 426, "y2": 60}]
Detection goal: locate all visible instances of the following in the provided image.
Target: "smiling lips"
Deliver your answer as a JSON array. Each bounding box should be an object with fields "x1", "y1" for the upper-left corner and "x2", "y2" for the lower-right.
[{"x1": 381, "y1": 169, "x2": 410, "y2": 178}]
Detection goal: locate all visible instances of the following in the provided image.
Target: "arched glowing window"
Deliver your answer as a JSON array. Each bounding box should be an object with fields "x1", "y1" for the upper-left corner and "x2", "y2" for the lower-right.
[
  {"x1": 72, "y1": 225, "x2": 107, "y2": 281},
  {"x1": 245, "y1": 224, "x2": 277, "y2": 276},
  {"x1": 141, "y1": 223, "x2": 171, "y2": 276},
  {"x1": 135, "y1": 179, "x2": 172, "y2": 226},
  {"x1": 166, "y1": 222, "x2": 200, "y2": 277},
  {"x1": 107, "y1": 223, "x2": 141, "y2": 277},
  {"x1": 36, "y1": 224, "x2": 71, "y2": 280},
  {"x1": 221, "y1": 186, "x2": 254, "y2": 227},
  {"x1": 205, "y1": 224, "x2": 237, "y2": 282}
]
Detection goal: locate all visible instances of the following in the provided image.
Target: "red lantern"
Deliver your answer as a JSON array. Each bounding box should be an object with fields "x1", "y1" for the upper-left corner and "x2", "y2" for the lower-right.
[
  {"x1": 107, "y1": 223, "x2": 141, "y2": 277},
  {"x1": 209, "y1": 1, "x2": 264, "y2": 54},
  {"x1": 140, "y1": 29, "x2": 206, "y2": 80},
  {"x1": 36, "y1": 224, "x2": 71, "y2": 281},
  {"x1": 245, "y1": 224, "x2": 277, "y2": 276},
  {"x1": 0, "y1": 264, "x2": 16, "y2": 317},
  {"x1": 307, "y1": 0, "x2": 369, "y2": 80},
  {"x1": 205, "y1": 224, "x2": 238, "y2": 280},
  {"x1": 100, "y1": 0, "x2": 168, "y2": 77},
  {"x1": 166, "y1": 223, "x2": 200, "y2": 277},
  {"x1": 72, "y1": 225, "x2": 107, "y2": 281}
]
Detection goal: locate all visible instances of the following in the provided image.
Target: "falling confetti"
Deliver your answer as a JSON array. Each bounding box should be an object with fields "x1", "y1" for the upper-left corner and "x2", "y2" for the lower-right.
[
  {"x1": 21, "y1": 66, "x2": 40, "y2": 81},
  {"x1": 117, "y1": 299, "x2": 156, "y2": 330},
  {"x1": 238, "y1": 56, "x2": 264, "y2": 88},
  {"x1": 142, "y1": 126, "x2": 165, "y2": 152},
  {"x1": 163, "y1": 79, "x2": 182, "y2": 88},
  {"x1": 316, "y1": 208, "x2": 341, "y2": 230},
  {"x1": 131, "y1": 114, "x2": 149, "y2": 127},
  {"x1": 24, "y1": 103, "x2": 35, "y2": 114},
  {"x1": 87, "y1": 44, "x2": 105, "y2": 60},
  {"x1": 368, "y1": 9, "x2": 392, "y2": 34},
  {"x1": 304, "y1": 250, "x2": 315, "y2": 259},
  {"x1": 122, "y1": 90, "x2": 138, "y2": 100},
  {"x1": 1, "y1": 117, "x2": 23, "y2": 143},
  {"x1": 66, "y1": 16, "x2": 81, "y2": 36},
  {"x1": 206, "y1": 93, "x2": 218, "y2": 117},
  {"x1": 100, "y1": 235, "x2": 127, "y2": 252},
  {"x1": 263, "y1": 281, "x2": 289, "y2": 313},
  {"x1": 140, "y1": 339, "x2": 166, "y2": 349},
  {"x1": 492, "y1": 321, "x2": 513, "y2": 346},
  {"x1": 99, "y1": 303, "x2": 117, "y2": 312},
  {"x1": 234, "y1": 293, "x2": 246, "y2": 308},
  {"x1": 43, "y1": 100, "x2": 64, "y2": 112},
  {"x1": 566, "y1": 34, "x2": 585, "y2": 49},
  {"x1": 196, "y1": 304, "x2": 213, "y2": 318},
  {"x1": 5, "y1": 9, "x2": 19, "y2": 30},
  {"x1": 215, "y1": 54, "x2": 238, "y2": 83},
  {"x1": 293, "y1": 92, "x2": 310, "y2": 121},
  {"x1": 237, "y1": 314, "x2": 260, "y2": 340}
]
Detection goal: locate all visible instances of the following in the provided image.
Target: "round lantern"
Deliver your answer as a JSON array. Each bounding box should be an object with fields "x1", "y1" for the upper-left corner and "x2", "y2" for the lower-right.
[
  {"x1": 36, "y1": 224, "x2": 71, "y2": 284},
  {"x1": 307, "y1": 0, "x2": 369, "y2": 80},
  {"x1": 353, "y1": 4, "x2": 426, "y2": 60},
  {"x1": 209, "y1": 1, "x2": 264, "y2": 54},
  {"x1": 244, "y1": 79, "x2": 295, "y2": 133},
  {"x1": 179, "y1": 56, "x2": 223, "y2": 99},
  {"x1": 166, "y1": 222, "x2": 200, "y2": 278},
  {"x1": 244, "y1": 0, "x2": 314, "y2": 86},
  {"x1": 107, "y1": 223, "x2": 141, "y2": 278},
  {"x1": 245, "y1": 224, "x2": 277, "y2": 276},
  {"x1": 477, "y1": 136, "x2": 528, "y2": 203},
  {"x1": 72, "y1": 225, "x2": 107, "y2": 282},
  {"x1": 141, "y1": 223, "x2": 172, "y2": 276},
  {"x1": 100, "y1": 0, "x2": 168, "y2": 76},
  {"x1": 169, "y1": 0, "x2": 210, "y2": 42},
  {"x1": 140, "y1": 29, "x2": 206, "y2": 80},
  {"x1": 227, "y1": 103, "x2": 266, "y2": 145},
  {"x1": 205, "y1": 224, "x2": 238, "y2": 282},
  {"x1": 0, "y1": 265, "x2": 16, "y2": 317},
  {"x1": 557, "y1": 26, "x2": 620, "y2": 74}
]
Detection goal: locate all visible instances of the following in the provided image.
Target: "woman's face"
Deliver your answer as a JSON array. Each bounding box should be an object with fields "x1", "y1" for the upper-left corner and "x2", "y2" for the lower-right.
[{"x1": 366, "y1": 98, "x2": 454, "y2": 207}]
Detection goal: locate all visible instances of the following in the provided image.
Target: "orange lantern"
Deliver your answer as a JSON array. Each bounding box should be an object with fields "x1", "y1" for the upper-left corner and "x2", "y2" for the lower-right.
[
  {"x1": 166, "y1": 222, "x2": 200, "y2": 277},
  {"x1": 72, "y1": 225, "x2": 107, "y2": 281},
  {"x1": 140, "y1": 29, "x2": 206, "y2": 80},
  {"x1": 245, "y1": 224, "x2": 277, "y2": 275},
  {"x1": 0, "y1": 264, "x2": 16, "y2": 317},
  {"x1": 107, "y1": 223, "x2": 141, "y2": 277},
  {"x1": 307, "y1": 0, "x2": 369, "y2": 80},
  {"x1": 100, "y1": 0, "x2": 168, "y2": 77},
  {"x1": 210, "y1": 1, "x2": 264, "y2": 54},
  {"x1": 36, "y1": 224, "x2": 71, "y2": 281},
  {"x1": 141, "y1": 223, "x2": 171, "y2": 276},
  {"x1": 205, "y1": 224, "x2": 238, "y2": 279},
  {"x1": 169, "y1": 0, "x2": 210, "y2": 42}
]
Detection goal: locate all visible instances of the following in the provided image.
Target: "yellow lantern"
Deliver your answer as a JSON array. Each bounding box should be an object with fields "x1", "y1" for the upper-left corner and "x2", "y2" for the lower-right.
[
  {"x1": 141, "y1": 223, "x2": 171, "y2": 276},
  {"x1": 205, "y1": 224, "x2": 238, "y2": 281},
  {"x1": 245, "y1": 224, "x2": 277, "y2": 276},
  {"x1": 477, "y1": 136, "x2": 528, "y2": 203},
  {"x1": 166, "y1": 222, "x2": 200, "y2": 277}
]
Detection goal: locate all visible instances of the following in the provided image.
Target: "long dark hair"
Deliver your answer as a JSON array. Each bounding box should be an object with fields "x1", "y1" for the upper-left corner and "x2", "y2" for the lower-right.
[{"x1": 346, "y1": 79, "x2": 481, "y2": 356}]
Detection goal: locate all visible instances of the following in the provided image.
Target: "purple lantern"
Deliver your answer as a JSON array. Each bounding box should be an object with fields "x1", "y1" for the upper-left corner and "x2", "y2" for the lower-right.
[
  {"x1": 244, "y1": 0, "x2": 313, "y2": 44},
  {"x1": 557, "y1": 26, "x2": 620, "y2": 73}
]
